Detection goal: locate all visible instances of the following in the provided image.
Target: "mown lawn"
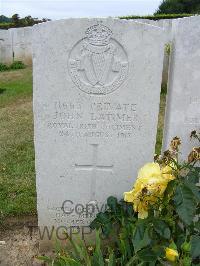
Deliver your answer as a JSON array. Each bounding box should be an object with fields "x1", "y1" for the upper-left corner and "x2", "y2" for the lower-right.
[
  {"x1": 0, "y1": 67, "x2": 36, "y2": 222},
  {"x1": 0, "y1": 67, "x2": 167, "y2": 222}
]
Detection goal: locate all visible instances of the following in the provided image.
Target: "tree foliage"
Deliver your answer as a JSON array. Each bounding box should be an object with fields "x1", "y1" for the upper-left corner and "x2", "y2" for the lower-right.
[
  {"x1": 0, "y1": 15, "x2": 12, "y2": 23},
  {"x1": 155, "y1": 0, "x2": 200, "y2": 14},
  {"x1": 0, "y1": 14, "x2": 50, "y2": 29}
]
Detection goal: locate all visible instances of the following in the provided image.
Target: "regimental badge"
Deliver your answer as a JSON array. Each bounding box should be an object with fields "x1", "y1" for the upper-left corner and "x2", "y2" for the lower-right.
[{"x1": 68, "y1": 23, "x2": 129, "y2": 95}]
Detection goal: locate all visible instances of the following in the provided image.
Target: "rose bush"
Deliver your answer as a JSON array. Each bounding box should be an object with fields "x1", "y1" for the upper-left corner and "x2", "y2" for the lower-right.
[{"x1": 39, "y1": 132, "x2": 200, "y2": 265}]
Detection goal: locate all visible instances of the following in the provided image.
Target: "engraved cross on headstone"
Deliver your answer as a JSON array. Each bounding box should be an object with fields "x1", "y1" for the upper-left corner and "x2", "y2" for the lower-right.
[{"x1": 75, "y1": 144, "x2": 113, "y2": 199}]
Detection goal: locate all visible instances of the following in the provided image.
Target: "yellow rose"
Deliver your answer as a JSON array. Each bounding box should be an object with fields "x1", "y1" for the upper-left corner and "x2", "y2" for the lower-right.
[
  {"x1": 162, "y1": 165, "x2": 175, "y2": 181},
  {"x1": 124, "y1": 190, "x2": 134, "y2": 203},
  {"x1": 137, "y1": 163, "x2": 161, "y2": 179},
  {"x1": 162, "y1": 165, "x2": 172, "y2": 174},
  {"x1": 124, "y1": 188, "x2": 149, "y2": 219},
  {"x1": 165, "y1": 248, "x2": 179, "y2": 262},
  {"x1": 136, "y1": 201, "x2": 148, "y2": 219},
  {"x1": 124, "y1": 162, "x2": 176, "y2": 219},
  {"x1": 135, "y1": 163, "x2": 169, "y2": 197}
]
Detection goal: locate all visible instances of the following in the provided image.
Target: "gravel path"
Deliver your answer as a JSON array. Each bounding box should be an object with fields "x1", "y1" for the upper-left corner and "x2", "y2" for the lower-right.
[{"x1": 0, "y1": 216, "x2": 45, "y2": 266}]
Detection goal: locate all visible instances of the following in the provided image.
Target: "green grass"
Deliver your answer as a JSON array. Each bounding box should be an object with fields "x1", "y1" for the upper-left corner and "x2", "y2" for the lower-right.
[
  {"x1": 0, "y1": 67, "x2": 32, "y2": 108},
  {"x1": 0, "y1": 67, "x2": 167, "y2": 222},
  {"x1": 155, "y1": 85, "x2": 167, "y2": 154},
  {"x1": 0, "y1": 67, "x2": 36, "y2": 222}
]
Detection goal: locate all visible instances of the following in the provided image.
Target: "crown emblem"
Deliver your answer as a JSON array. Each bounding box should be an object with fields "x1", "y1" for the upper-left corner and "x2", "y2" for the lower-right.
[{"x1": 85, "y1": 24, "x2": 112, "y2": 46}]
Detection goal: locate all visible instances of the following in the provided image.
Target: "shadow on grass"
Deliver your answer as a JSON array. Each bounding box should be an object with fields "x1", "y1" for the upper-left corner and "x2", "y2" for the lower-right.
[{"x1": 0, "y1": 88, "x2": 6, "y2": 94}]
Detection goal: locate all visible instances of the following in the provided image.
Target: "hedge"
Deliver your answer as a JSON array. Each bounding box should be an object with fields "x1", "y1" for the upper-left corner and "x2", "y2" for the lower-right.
[
  {"x1": 120, "y1": 14, "x2": 195, "y2": 20},
  {"x1": 0, "y1": 22, "x2": 15, "y2": 29},
  {"x1": 0, "y1": 22, "x2": 40, "y2": 29}
]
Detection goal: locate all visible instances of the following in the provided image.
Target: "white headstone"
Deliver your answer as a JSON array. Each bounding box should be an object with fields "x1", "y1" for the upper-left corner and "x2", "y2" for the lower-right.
[
  {"x1": 163, "y1": 16, "x2": 200, "y2": 159},
  {"x1": 0, "y1": 30, "x2": 13, "y2": 64},
  {"x1": 33, "y1": 18, "x2": 164, "y2": 234},
  {"x1": 131, "y1": 19, "x2": 173, "y2": 85},
  {"x1": 9, "y1": 27, "x2": 32, "y2": 65}
]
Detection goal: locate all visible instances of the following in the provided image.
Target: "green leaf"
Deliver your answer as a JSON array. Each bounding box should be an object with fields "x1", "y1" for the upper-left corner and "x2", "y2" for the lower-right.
[
  {"x1": 96, "y1": 212, "x2": 110, "y2": 224},
  {"x1": 126, "y1": 204, "x2": 135, "y2": 216},
  {"x1": 137, "y1": 247, "x2": 157, "y2": 262},
  {"x1": 184, "y1": 180, "x2": 200, "y2": 202},
  {"x1": 197, "y1": 205, "x2": 200, "y2": 215},
  {"x1": 37, "y1": 255, "x2": 52, "y2": 263},
  {"x1": 68, "y1": 236, "x2": 83, "y2": 261},
  {"x1": 182, "y1": 257, "x2": 192, "y2": 266},
  {"x1": 108, "y1": 249, "x2": 116, "y2": 266},
  {"x1": 194, "y1": 220, "x2": 200, "y2": 232},
  {"x1": 54, "y1": 259, "x2": 67, "y2": 266},
  {"x1": 101, "y1": 223, "x2": 112, "y2": 237},
  {"x1": 125, "y1": 255, "x2": 137, "y2": 266},
  {"x1": 169, "y1": 241, "x2": 177, "y2": 250},
  {"x1": 107, "y1": 196, "x2": 118, "y2": 212},
  {"x1": 181, "y1": 241, "x2": 191, "y2": 253},
  {"x1": 152, "y1": 246, "x2": 165, "y2": 258},
  {"x1": 191, "y1": 235, "x2": 200, "y2": 258},
  {"x1": 132, "y1": 220, "x2": 151, "y2": 252},
  {"x1": 187, "y1": 167, "x2": 200, "y2": 184},
  {"x1": 92, "y1": 230, "x2": 104, "y2": 266},
  {"x1": 90, "y1": 219, "x2": 101, "y2": 230},
  {"x1": 117, "y1": 237, "x2": 126, "y2": 258},
  {"x1": 149, "y1": 262, "x2": 156, "y2": 266},
  {"x1": 153, "y1": 220, "x2": 171, "y2": 240},
  {"x1": 176, "y1": 233, "x2": 185, "y2": 250},
  {"x1": 95, "y1": 230, "x2": 101, "y2": 253},
  {"x1": 174, "y1": 183, "x2": 196, "y2": 225},
  {"x1": 164, "y1": 180, "x2": 176, "y2": 198},
  {"x1": 136, "y1": 228, "x2": 151, "y2": 252},
  {"x1": 124, "y1": 238, "x2": 132, "y2": 259}
]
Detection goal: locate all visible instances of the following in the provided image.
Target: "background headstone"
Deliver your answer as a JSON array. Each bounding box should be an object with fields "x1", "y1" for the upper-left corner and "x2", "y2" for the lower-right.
[
  {"x1": 9, "y1": 27, "x2": 32, "y2": 65},
  {"x1": 163, "y1": 16, "x2": 200, "y2": 159},
  {"x1": 33, "y1": 18, "x2": 164, "y2": 232},
  {"x1": 131, "y1": 19, "x2": 172, "y2": 86},
  {"x1": 0, "y1": 29, "x2": 13, "y2": 64}
]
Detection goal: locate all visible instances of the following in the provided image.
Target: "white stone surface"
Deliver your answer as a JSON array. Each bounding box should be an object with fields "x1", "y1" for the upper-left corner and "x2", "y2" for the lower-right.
[
  {"x1": 131, "y1": 19, "x2": 172, "y2": 43},
  {"x1": 9, "y1": 27, "x2": 32, "y2": 64},
  {"x1": 163, "y1": 16, "x2": 200, "y2": 159},
  {"x1": 157, "y1": 20, "x2": 173, "y2": 85},
  {"x1": 33, "y1": 18, "x2": 164, "y2": 229},
  {"x1": 156, "y1": 19, "x2": 173, "y2": 43},
  {"x1": 132, "y1": 19, "x2": 173, "y2": 85},
  {"x1": 0, "y1": 30, "x2": 13, "y2": 64}
]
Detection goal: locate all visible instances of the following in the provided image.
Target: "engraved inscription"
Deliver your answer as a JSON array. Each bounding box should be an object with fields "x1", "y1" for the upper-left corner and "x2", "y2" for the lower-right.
[
  {"x1": 46, "y1": 100, "x2": 140, "y2": 139},
  {"x1": 68, "y1": 23, "x2": 129, "y2": 95},
  {"x1": 47, "y1": 203, "x2": 105, "y2": 226}
]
